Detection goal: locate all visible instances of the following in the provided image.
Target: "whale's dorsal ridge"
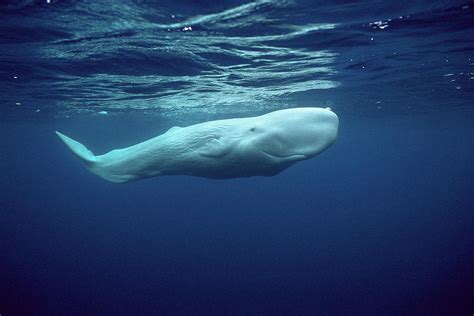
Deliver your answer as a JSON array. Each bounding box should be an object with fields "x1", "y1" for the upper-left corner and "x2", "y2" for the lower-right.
[
  {"x1": 199, "y1": 138, "x2": 227, "y2": 157},
  {"x1": 166, "y1": 126, "x2": 181, "y2": 133}
]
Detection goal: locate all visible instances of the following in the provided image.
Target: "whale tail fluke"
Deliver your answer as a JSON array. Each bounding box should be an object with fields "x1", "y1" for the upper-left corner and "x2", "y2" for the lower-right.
[{"x1": 55, "y1": 131, "x2": 97, "y2": 166}]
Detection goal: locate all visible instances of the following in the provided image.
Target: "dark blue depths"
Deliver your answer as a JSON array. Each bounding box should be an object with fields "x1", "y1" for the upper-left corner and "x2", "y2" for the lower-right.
[{"x1": 0, "y1": 0, "x2": 473, "y2": 315}]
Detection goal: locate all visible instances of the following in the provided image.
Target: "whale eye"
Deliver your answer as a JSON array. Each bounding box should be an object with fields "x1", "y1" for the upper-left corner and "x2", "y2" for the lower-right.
[{"x1": 250, "y1": 127, "x2": 256, "y2": 132}]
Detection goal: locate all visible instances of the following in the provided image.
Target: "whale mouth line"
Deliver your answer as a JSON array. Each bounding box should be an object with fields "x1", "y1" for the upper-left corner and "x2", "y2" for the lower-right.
[{"x1": 260, "y1": 149, "x2": 306, "y2": 160}]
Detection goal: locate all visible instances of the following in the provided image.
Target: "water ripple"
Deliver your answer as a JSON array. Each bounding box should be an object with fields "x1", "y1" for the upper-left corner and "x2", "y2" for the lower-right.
[{"x1": 0, "y1": 0, "x2": 472, "y2": 119}]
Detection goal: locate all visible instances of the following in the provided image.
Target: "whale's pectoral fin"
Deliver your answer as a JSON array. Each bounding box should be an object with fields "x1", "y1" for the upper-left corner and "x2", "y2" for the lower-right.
[
  {"x1": 55, "y1": 131, "x2": 96, "y2": 166},
  {"x1": 199, "y1": 138, "x2": 227, "y2": 158}
]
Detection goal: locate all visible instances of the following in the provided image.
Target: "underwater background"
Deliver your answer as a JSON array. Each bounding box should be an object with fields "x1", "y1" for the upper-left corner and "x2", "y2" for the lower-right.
[{"x1": 1, "y1": 0, "x2": 473, "y2": 314}]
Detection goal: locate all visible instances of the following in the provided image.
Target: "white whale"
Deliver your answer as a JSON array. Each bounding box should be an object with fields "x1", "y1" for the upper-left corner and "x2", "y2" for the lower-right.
[{"x1": 56, "y1": 107, "x2": 338, "y2": 183}]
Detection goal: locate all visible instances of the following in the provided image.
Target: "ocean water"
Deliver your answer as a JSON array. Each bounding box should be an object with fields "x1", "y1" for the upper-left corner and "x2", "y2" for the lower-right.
[{"x1": 1, "y1": 0, "x2": 473, "y2": 314}]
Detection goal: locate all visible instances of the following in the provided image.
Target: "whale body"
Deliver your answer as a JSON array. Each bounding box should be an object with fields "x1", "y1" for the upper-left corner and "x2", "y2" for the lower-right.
[{"x1": 56, "y1": 107, "x2": 338, "y2": 183}]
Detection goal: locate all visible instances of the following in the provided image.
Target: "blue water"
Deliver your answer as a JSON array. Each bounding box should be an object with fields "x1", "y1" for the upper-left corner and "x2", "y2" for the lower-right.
[{"x1": 1, "y1": 0, "x2": 473, "y2": 314}]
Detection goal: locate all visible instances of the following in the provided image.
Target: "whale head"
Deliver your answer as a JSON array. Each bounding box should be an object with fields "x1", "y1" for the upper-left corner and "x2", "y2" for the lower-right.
[{"x1": 242, "y1": 107, "x2": 339, "y2": 162}]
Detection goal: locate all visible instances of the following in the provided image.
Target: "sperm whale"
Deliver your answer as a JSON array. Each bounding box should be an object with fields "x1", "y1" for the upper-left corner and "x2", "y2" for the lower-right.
[{"x1": 56, "y1": 107, "x2": 338, "y2": 183}]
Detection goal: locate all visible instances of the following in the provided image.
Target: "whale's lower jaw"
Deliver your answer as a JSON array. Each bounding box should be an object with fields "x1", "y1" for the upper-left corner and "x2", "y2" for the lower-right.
[{"x1": 260, "y1": 150, "x2": 307, "y2": 160}]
